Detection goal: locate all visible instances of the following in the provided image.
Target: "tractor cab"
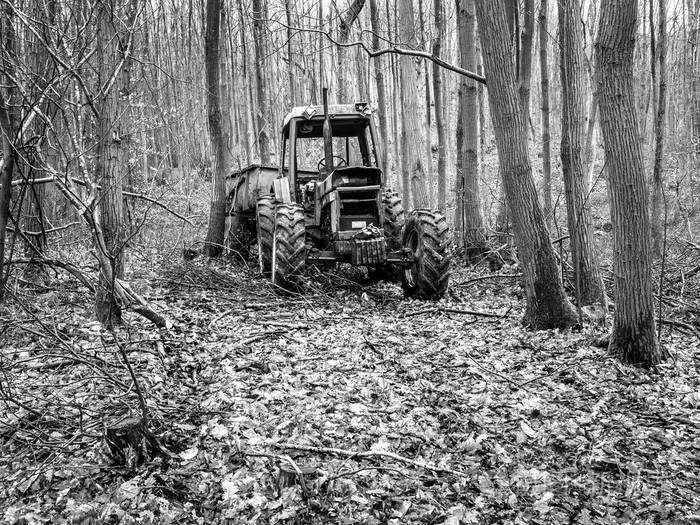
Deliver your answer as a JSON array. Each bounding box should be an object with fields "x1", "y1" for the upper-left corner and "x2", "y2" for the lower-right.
[{"x1": 279, "y1": 102, "x2": 385, "y2": 249}]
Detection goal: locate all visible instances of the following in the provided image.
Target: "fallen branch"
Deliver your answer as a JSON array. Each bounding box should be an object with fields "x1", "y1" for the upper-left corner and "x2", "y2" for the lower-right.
[
  {"x1": 455, "y1": 273, "x2": 522, "y2": 288},
  {"x1": 233, "y1": 330, "x2": 285, "y2": 348},
  {"x1": 404, "y1": 306, "x2": 511, "y2": 319},
  {"x1": 659, "y1": 318, "x2": 700, "y2": 339},
  {"x1": 271, "y1": 442, "x2": 470, "y2": 478}
]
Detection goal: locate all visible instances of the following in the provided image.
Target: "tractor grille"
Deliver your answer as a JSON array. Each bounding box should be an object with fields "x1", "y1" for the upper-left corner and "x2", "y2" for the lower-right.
[{"x1": 350, "y1": 237, "x2": 386, "y2": 265}]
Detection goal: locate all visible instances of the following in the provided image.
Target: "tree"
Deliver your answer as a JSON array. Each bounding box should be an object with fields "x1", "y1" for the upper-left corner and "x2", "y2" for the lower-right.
[
  {"x1": 558, "y1": 0, "x2": 607, "y2": 309},
  {"x1": 252, "y1": 0, "x2": 271, "y2": 163},
  {"x1": 456, "y1": 0, "x2": 485, "y2": 259},
  {"x1": 397, "y1": 0, "x2": 429, "y2": 208},
  {"x1": 539, "y1": 0, "x2": 552, "y2": 228},
  {"x1": 94, "y1": 0, "x2": 128, "y2": 326},
  {"x1": 596, "y1": 0, "x2": 666, "y2": 365},
  {"x1": 518, "y1": 0, "x2": 535, "y2": 131},
  {"x1": 650, "y1": 0, "x2": 667, "y2": 256},
  {"x1": 203, "y1": 0, "x2": 227, "y2": 257},
  {"x1": 337, "y1": 0, "x2": 367, "y2": 103},
  {"x1": 474, "y1": 0, "x2": 577, "y2": 329},
  {"x1": 0, "y1": 1, "x2": 17, "y2": 300},
  {"x1": 433, "y1": 0, "x2": 446, "y2": 213},
  {"x1": 369, "y1": 0, "x2": 389, "y2": 175}
]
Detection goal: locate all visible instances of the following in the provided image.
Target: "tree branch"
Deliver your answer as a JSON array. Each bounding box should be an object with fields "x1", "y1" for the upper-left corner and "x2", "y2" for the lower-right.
[{"x1": 275, "y1": 20, "x2": 486, "y2": 85}]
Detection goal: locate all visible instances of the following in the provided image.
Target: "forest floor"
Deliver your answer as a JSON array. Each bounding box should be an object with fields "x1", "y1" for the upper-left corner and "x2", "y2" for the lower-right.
[{"x1": 1, "y1": 256, "x2": 699, "y2": 525}]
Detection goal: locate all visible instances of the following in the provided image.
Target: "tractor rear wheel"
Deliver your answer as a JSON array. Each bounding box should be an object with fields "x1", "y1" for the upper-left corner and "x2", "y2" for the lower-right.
[
  {"x1": 272, "y1": 203, "x2": 307, "y2": 289},
  {"x1": 368, "y1": 190, "x2": 405, "y2": 282},
  {"x1": 401, "y1": 210, "x2": 451, "y2": 299},
  {"x1": 256, "y1": 196, "x2": 276, "y2": 275}
]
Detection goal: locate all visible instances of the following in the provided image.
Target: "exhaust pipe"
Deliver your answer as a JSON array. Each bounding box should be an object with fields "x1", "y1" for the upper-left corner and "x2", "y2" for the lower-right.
[{"x1": 322, "y1": 88, "x2": 333, "y2": 173}]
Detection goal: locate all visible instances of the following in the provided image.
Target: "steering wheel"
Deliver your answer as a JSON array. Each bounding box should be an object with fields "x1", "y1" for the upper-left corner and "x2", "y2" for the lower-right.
[{"x1": 317, "y1": 155, "x2": 347, "y2": 172}]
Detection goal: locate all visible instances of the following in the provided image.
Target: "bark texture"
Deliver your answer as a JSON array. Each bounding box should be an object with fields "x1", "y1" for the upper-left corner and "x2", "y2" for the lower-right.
[
  {"x1": 650, "y1": 0, "x2": 667, "y2": 257},
  {"x1": 203, "y1": 0, "x2": 227, "y2": 257},
  {"x1": 252, "y1": 0, "x2": 271, "y2": 163},
  {"x1": 596, "y1": 0, "x2": 665, "y2": 365},
  {"x1": 475, "y1": 0, "x2": 577, "y2": 329},
  {"x1": 558, "y1": 0, "x2": 607, "y2": 308},
  {"x1": 0, "y1": 3, "x2": 17, "y2": 298},
  {"x1": 539, "y1": 0, "x2": 552, "y2": 228},
  {"x1": 95, "y1": 0, "x2": 126, "y2": 326},
  {"x1": 397, "y1": 0, "x2": 429, "y2": 209},
  {"x1": 433, "y1": 0, "x2": 446, "y2": 213},
  {"x1": 519, "y1": 0, "x2": 535, "y2": 131},
  {"x1": 337, "y1": 0, "x2": 366, "y2": 103},
  {"x1": 457, "y1": 0, "x2": 485, "y2": 259},
  {"x1": 369, "y1": 0, "x2": 389, "y2": 175}
]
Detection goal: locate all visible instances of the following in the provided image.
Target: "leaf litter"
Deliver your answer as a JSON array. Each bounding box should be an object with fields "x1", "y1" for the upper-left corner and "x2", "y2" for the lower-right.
[{"x1": 0, "y1": 259, "x2": 699, "y2": 524}]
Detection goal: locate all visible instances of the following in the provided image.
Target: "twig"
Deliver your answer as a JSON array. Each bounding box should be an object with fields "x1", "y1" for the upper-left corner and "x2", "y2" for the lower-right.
[
  {"x1": 455, "y1": 273, "x2": 522, "y2": 287},
  {"x1": 271, "y1": 442, "x2": 470, "y2": 478},
  {"x1": 233, "y1": 330, "x2": 285, "y2": 348},
  {"x1": 404, "y1": 306, "x2": 511, "y2": 319},
  {"x1": 659, "y1": 318, "x2": 700, "y2": 339}
]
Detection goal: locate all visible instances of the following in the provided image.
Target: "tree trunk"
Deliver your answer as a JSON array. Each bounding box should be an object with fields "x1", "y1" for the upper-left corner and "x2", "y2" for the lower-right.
[
  {"x1": 398, "y1": 0, "x2": 429, "y2": 209},
  {"x1": 0, "y1": 103, "x2": 14, "y2": 301},
  {"x1": 475, "y1": 0, "x2": 577, "y2": 329},
  {"x1": 650, "y1": 0, "x2": 667, "y2": 257},
  {"x1": 539, "y1": 0, "x2": 552, "y2": 229},
  {"x1": 596, "y1": 0, "x2": 665, "y2": 366},
  {"x1": 0, "y1": 3, "x2": 17, "y2": 299},
  {"x1": 433, "y1": 0, "x2": 446, "y2": 213},
  {"x1": 203, "y1": 0, "x2": 226, "y2": 257},
  {"x1": 454, "y1": 84, "x2": 464, "y2": 245},
  {"x1": 457, "y1": 0, "x2": 485, "y2": 259},
  {"x1": 369, "y1": 0, "x2": 389, "y2": 176},
  {"x1": 252, "y1": 0, "x2": 270, "y2": 163},
  {"x1": 284, "y1": 0, "x2": 297, "y2": 106},
  {"x1": 337, "y1": 0, "x2": 366, "y2": 103},
  {"x1": 519, "y1": 0, "x2": 535, "y2": 133},
  {"x1": 558, "y1": 0, "x2": 607, "y2": 310},
  {"x1": 95, "y1": 0, "x2": 127, "y2": 327}
]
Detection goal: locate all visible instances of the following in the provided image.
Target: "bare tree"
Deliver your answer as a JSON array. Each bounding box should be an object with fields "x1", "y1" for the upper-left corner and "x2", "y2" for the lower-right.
[
  {"x1": 0, "y1": 1, "x2": 18, "y2": 299},
  {"x1": 650, "y1": 0, "x2": 667, "y2": 256},
  {"x1": 337, "y1": 0, "x2": 367, "y2": 102},
  {"x1": 456, "y1": 0, "x2": 486, "y2": 259},
  {"x1": 252, "y1": 0, "x2": 271, "y2": 163},
  {"x1": 398, "y1": 0, "x2": 429, "y2": 208},
  {"x1": 369, "y1": 0, "x2": 389, "y2": 175},
  {"x1": 539, "y1": 0, "x2": 552, "y2": 228},
  {"x1": 596, "y1": 0, "x2": 666, "y2": 365},
  {"x1": 475, "y1": 0, "x2": 577, "y2": 329},
  {"x1": 558, "y1": 0, "x2": 607, "y2": 310},
  {"x1": 519, "y1": 0, "x2": 535, "y2": 132},
  {"x1": 203, "y1": 0, "x2": 227, "y2": 257},
  {"x1": 94, "y1": 0, "x2": 129, "y2": 326},
  {"x1": 433, "y1": 0, "x2": 446, "y2": 213}
]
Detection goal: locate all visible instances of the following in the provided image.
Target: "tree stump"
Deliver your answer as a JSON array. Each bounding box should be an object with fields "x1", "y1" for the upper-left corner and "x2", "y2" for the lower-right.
[
  {"x1": 276, "y1": 462, "x2": 317, "y2": 497},
  {"x1": 104, "y1": 417, "x2": 164, "y2": 469}
]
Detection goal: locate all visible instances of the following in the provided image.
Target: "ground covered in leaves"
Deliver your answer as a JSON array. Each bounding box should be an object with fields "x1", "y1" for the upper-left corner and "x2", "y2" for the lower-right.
[{"x1": 1, "y1": 258, "x2": 699, "y2": 524}]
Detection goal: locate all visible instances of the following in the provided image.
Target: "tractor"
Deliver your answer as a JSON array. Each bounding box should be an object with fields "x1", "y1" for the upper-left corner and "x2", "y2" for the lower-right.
[{"x1": 225, "y1": 89, "x2": 450, "y2": 299}]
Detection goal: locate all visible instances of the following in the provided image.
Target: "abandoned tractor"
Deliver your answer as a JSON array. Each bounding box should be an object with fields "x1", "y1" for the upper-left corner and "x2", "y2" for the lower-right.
[{"x1": 225, "y1": 90, "x2": 450, "y2": 299}]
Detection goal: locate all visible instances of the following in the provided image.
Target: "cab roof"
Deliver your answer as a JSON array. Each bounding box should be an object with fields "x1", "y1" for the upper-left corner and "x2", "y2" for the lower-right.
[{"x1": 282, "y1": 102, "x2": 372, "y2": 130}]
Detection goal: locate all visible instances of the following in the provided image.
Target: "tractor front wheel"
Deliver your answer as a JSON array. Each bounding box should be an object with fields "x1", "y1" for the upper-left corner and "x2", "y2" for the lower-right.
[
  {"x1": 401, "y1": 210, "x2": 451, "y2": 300},
  {"x1": 272, "y1": 204, "x2": 307, "y2": 289},
  {"x1": 256, "y1": 196, "x2": 276, "y2": 275}
]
